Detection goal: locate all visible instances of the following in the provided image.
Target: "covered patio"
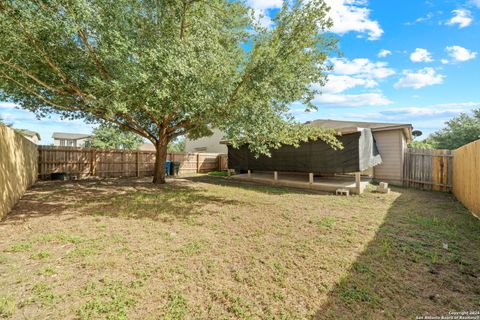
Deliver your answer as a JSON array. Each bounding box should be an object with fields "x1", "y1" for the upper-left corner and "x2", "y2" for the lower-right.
[{"x1": 227, "y1": 128, "x2": 381, "y2": 195}]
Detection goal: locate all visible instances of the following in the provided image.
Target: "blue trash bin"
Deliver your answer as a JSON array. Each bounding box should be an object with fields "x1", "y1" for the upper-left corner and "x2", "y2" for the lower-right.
[{"x1": 165, "y1": 161, "x2": 171, "y2": 176}]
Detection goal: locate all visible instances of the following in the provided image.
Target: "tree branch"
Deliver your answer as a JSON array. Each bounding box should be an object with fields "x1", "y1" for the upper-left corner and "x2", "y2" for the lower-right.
[{"x1": 0, "y1": 59, "x2": 71, "y2": 96}]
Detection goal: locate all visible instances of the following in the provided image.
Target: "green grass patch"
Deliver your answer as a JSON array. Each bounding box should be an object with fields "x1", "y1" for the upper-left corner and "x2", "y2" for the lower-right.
[
  {"x1": 78, "y1": 281, "x2": 136, "y2": 320},
  {"x1": 30, "y1": 282, "x2": 59, "y2": 306},
  {"x1": 339, "y1": 285, "x2": 380, "y2": 306},
  {"x1": 31, "y1": 250, "x2": 50, "y2": 260},
  {"x1": 315, "y1": 216, "x2": 336, "y2": 230},
  {"x1": 207, "y1": 171, "x2": 231, "y2": 177},
  {"x1": 0, "y1": 295, "x2": 16, "y2": 318},
  {"x1": 7, "y1": 242, "x2": 33, "y2": 253},
  {"x1": 163, "y1": 292, "x2": 188, "y2": 320}
]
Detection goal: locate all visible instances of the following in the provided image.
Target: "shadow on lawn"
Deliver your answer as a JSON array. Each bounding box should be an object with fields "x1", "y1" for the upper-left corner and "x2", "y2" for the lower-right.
[
  {"x1": 312, "y1": 188, "x2": 480, "y2": 319},
  {"x1": 3, "y1": 177, "x2": 241, "y2": 223},
  {"x1": 184, "y1": 175, "x2": 329, "y2": 195}
]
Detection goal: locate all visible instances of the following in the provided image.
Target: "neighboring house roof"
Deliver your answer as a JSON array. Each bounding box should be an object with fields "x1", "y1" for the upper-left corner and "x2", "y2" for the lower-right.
[
  {"x1": 307, "y1": 119, "x2": 413, "y2": 142},
  {"x1": 19, "y1": 129, "x2": 41, "y2": 141},
  {"x1": 138, "y1": 143, "x2": 156, "y2": 151},
  {"x1": 52, "y1": 132, "x2": 92, "y2": 140}
]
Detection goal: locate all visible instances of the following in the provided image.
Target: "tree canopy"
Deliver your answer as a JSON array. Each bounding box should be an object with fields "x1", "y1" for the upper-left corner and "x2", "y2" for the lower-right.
[
  {"x1": 0, "y1": 0, "x2": 339, "y2": 182},
  {"x1": 90, "y1": 123, "x2": 144, "y2": 150},
  {"x1": 428, "y1": 109, "x2": 480, "y2": 149}
]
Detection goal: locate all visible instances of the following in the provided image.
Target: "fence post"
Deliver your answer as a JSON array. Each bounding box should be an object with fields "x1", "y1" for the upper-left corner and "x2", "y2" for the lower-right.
[
  {"x1": 136, "y1": 151, "x2": 140, "y2": 177},
  {"x1": 90, "y1": 149, "x2": 97, "y2": 176},
  {"x1": 196, "y1": 153, "x2": 200, "y2": 173}
]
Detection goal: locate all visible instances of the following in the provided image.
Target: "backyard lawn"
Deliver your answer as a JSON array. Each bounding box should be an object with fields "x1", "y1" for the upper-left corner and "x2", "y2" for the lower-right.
[{"x1": 0, "y1": 176, "x2": 479, "y2": 319}]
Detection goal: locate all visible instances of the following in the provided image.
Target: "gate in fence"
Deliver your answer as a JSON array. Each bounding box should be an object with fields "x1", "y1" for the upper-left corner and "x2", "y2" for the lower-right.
[{"x1": 403, "y1": 148, "x2": 453, "y2": 192}]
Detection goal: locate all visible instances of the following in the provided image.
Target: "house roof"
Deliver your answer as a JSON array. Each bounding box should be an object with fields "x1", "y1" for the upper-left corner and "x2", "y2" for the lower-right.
[
  {"x1": 306, "y1": 119, "x2": 413, "y2": 141},
  {"x1": 20, "y1": 129, "x2": 41, "y2": 140},
  {"x1": 138, "y1": 143, "x2": 156, "y2": 151},
  {"x1": 52, "y1": 132, "x2": 92, "y2": 140}
]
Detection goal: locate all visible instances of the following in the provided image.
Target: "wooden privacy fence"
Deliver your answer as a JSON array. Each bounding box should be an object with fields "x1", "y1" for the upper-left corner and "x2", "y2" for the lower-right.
[
  {"x1": 452, "y1": 140, "x2": 480, "y2": 217},
  {"x1": 403, "y1": 148, "x2": 453, "y2": 191},
  {"x1": 38, "y1": 146, "x2": 226, "y2": 179}
]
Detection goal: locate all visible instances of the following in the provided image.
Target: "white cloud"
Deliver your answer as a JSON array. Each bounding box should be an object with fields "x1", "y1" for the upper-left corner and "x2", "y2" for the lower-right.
[
  {"x1": 405, "y1": 12, "x2": 434, "y2": 26},
  {"x1": 247, "y1": 0, "x2": 383, "y2": 40},
  {"x1": 410, "y1": 48, "x2": 433, "y2": 63},
  {"x1": 447, "y1": 9, "x2": 473, "y2": 28},
  {"x1": 441, "y1": 59, "x2": 449, "y2": 64},
  {"x1": 252, "y1": 9, "x2": 275, "y2": 28},
  {"x1": 378, "y1": 49, "x2": 392, "y2": 58},
  {"x1": 0, "y1": 102, "x2": 18, "y2": 109},
  {"x1": 322, "y1": 75, "x2": 378, "y2": 94},
  {"x1": 313, "y1": 93, "x2": 392, "y2": 107},
  {"x1": 247, "y1": 0, "x2": 282, "y2": 11},
  {"x1": 383, "y1": 107, "x2": 466, "y2": 117},
  {"x1": 394, "y1": 68, "x2": 445, "y2": 89},
  {"x1": 314, "y1": 57, "x2": 395, "y2": 107},
  {"x1": 330, "y1": 58, "x2": 395, "y2": 79},
  {"x1": 446, "y1": 45, "x2": 477, "y2": 62},
  {"x1": 247, "y1": 0, "x2": 283, "y2": 29},
  {"x1": 325, "y1": 0, "x2": 383, "y2": 40}
]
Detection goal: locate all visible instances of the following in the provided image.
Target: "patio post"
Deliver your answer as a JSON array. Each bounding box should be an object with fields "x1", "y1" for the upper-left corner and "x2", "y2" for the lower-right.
[
  {"x1": 309, "y1": 173, "x2": 313, "y2": 185},
  {"x1": 248, "y1": 169, "x2": 251, "y2": 179},
  {"x1": 274, "y1": 171, "x2": 278, "y2": 184},
  {"x1": 355, "y1": 172, "x2": 361, "y2": 194}
]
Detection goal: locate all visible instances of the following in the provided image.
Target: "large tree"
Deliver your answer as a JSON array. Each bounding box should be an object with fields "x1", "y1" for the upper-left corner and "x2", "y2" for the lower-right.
[
  {"x1": 0, "y1": 0, "x2": 339, "y2": 183},
  {"x1": 429, "y1": 109, "x2": 480, "y2": 149}
]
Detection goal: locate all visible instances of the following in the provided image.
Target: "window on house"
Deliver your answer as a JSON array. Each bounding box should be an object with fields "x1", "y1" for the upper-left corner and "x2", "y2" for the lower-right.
[
  {"x1": 67, "y1": 140, "x2": 76, "y2": 147},
  {"x1": 60, "y1": 139, "x2": 66, "y2": 146}
]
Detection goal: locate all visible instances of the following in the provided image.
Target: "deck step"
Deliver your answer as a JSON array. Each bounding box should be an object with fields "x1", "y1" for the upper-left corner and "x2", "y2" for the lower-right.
[{"x1": 336, "y1": 188, "x2": 350, "y2": 196}]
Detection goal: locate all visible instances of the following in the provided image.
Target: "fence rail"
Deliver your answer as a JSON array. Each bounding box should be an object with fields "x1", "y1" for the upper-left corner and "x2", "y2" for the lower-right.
[
  {"x1": 38, "y1": 146, "x2": 225, "y2": 179},
  {"x1": 403, "y1": 148, "x2": 453, "y2": 191}
]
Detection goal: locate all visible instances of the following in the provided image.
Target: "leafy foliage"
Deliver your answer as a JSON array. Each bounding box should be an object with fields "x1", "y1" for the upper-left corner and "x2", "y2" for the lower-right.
[
  {"x1": 167, "y1": 138, "x2": 185, "y2": 153},
  {"x1": 429, "y1": 109, "x2": 480, "y2": 149},
  {"x1": 408, "y1": 139, "x2": 435, "y2": 150},
  {"x1": 90, "y1": 123, "x2": 144, "y2": 150},
  {"x1": 0, "y1": 0, "x2": 339, "y2": 182}
]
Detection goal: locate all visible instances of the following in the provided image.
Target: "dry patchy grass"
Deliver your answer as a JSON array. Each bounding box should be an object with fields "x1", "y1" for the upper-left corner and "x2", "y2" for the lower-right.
[{"x1": 0, "y1": 175, "x2": 479, "y2": 319}]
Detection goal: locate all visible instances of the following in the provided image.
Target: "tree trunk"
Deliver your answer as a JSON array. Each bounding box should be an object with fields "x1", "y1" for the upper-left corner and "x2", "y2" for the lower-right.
[{"x1": 152, "y1": 138, "x2": 169, "y2": 184}]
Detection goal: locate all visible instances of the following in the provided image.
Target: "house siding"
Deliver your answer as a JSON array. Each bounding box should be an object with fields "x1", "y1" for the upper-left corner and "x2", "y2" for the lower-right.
[
  {"x1": 53, "y1": 137, "x2": 89, "y2": 147},
  {"x1": 373, "y1": 129, "x2": 405, "y2": 185},
  {"x1": 185, "y1": 129, "x2": 227, "y2": 153}
]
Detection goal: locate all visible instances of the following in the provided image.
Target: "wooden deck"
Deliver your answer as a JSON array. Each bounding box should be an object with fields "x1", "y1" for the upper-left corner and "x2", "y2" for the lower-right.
[{"x1": 231, "y1": 172, "x2": 370, "y2": 194}]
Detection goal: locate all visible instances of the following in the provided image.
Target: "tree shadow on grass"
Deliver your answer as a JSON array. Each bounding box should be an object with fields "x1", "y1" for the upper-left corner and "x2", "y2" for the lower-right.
[
  {"x1": 312, "y1": 188, "x2": 480, "y2": 319},
  {"x1": 2, "y1": 177, "x2": 241, "y2": 223},
  {"x1": 184, "y1": 175, "x2": 330, "y2": 195}
]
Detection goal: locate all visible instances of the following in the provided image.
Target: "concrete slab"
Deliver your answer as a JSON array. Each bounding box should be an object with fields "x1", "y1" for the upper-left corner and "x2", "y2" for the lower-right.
[{"x1": 231, "y1": 172, "x2": 370, "y2": 194}]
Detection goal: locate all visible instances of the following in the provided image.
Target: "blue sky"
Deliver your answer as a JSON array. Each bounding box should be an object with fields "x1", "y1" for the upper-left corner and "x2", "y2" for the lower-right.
[{"x1": 1, "y1": 0, "x2": 479, "y2": 144}]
